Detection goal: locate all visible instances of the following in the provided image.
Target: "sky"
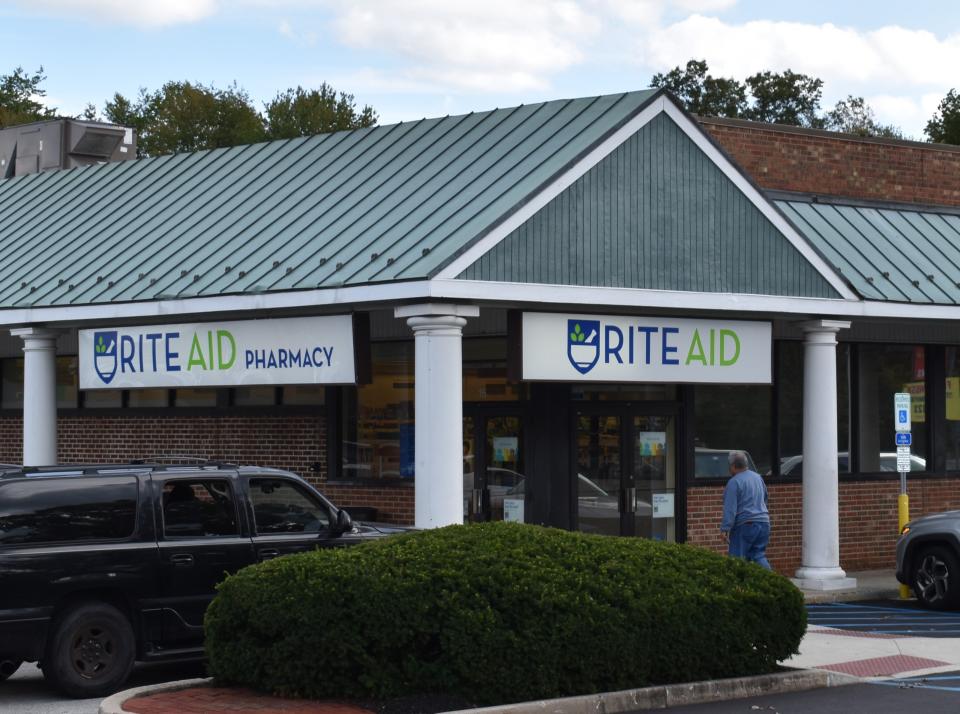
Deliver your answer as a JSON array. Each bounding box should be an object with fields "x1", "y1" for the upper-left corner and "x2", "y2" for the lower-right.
[{"x1": 1, "y1": 0, "x2": 959, "y2": 140}]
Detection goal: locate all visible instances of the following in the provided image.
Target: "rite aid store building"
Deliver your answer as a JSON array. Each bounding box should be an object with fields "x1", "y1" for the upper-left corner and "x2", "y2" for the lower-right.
[{"x1": 3, "y1": 88, "x2": 960, "y2": 588}]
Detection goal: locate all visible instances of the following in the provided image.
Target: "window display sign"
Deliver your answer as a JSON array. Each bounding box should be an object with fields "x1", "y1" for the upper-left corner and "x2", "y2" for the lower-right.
[
  {"x1": 492, "y1": 436, "x2": 518, "y2": 464},
  {"x1": 637, "y1": 432, "x2": 666, "y2": 457},
  {"x1": 520, "y1": 312, "x2": 771, "y2": 383},
  {"x1": 503, "y1": 498, "x2": 524, "y2": 523},
  {"x1": 652, "y1": 493, "x2": 674, "y2": 519},
  {"x1": 80, "y1": 315, "x2": 357, "y2": 389}
]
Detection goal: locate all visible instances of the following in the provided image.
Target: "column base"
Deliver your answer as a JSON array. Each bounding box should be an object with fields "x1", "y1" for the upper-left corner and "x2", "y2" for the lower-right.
[{"x1": 792, "y1": 566, "x2": 857, "y2": 591}]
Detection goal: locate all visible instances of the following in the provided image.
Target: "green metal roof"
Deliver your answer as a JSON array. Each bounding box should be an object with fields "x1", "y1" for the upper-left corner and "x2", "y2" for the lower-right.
[
  {"x1": 0, "y1": 89, "x2": 658, "y2": 309},
  {"x1": 459, "y1": 113, "x2": 842, "y2": 299},
  {"x1": 776, "y1": 198, "x2": 960, "y2": 304}
]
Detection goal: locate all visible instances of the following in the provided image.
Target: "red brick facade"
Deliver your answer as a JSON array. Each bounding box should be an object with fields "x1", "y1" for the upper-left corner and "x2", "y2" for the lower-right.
[
  {"x1": 0, "y1": 414, "x2": 416, "y2": 525},
  {"x1": 688, "y1": 478, "x2": 960, "y2": 573},
  {"x1": 701, "y1": 118, "x2": 960, "y2": 208}
]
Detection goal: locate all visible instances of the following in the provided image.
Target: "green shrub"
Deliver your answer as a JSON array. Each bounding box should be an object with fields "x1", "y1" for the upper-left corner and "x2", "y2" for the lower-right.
[{"x1": 205, "y1": 522, "x2": 805, "y2": 705}]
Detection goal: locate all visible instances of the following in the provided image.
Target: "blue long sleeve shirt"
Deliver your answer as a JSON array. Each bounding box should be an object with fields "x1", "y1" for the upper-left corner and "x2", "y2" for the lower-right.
[{"x1": 721, "y1": 469, "x2": 769, "y2": 532}]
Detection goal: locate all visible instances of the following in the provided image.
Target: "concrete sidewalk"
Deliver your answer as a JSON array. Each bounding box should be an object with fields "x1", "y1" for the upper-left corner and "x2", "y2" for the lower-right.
[{"x1": 798, "y1": 569, "x2": 901, "y2": 603}]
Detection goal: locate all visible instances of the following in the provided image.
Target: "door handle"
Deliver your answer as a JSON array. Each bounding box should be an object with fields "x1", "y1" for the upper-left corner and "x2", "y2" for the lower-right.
[
  {"x1": 259, "y1": 549, "x2": 280, "y2": 561},
  {"x1": 471, "y1": 489, "x2": 483, "y2": 517},
  {"x1": 169, "y1": 553, "x2": 194, "y2": 567},
  {"x1": 622, "y1": 487, "x2": 637, "y2": 514}
]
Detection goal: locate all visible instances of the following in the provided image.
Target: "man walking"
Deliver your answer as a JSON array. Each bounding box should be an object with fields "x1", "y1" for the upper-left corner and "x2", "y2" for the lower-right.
[{"x1": 720, "y1": 450, "x2": 771, "y2": 570}]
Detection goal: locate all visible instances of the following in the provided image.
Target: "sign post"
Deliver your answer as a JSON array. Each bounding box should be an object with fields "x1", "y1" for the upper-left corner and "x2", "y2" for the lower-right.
[{"x1": 894, "y1": 392, "x2": 911, "y2": 600}]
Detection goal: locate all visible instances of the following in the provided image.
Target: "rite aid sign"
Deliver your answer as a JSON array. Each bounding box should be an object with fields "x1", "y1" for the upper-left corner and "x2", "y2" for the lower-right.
[
  {"x1": 521, "y1": 312, "x2": 771, "y2": 383},
  {"x1": 80, "y1": 315, "x2": 357, "y2": 389}
]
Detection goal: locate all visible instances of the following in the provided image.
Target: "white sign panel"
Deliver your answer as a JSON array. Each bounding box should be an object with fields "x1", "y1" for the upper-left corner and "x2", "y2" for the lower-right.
[
  {"x1": 894, "y1": 392, "x2": 911, "y2": 433},
  {"x1": 80, "y1": 315, "x2": 356, "y2": 389},
  {"x1": 896, "y1": 445, "x2": 912, "y2": 472},
  {"x1": 522, "y1": 313, "x2": 771, "y2": 383},
  {"x1": 503, "y1": 498, "x2": 525, "y2": 523},
  {"x1": 652, "y1": 493, "x2": 674, "y2": 519}
]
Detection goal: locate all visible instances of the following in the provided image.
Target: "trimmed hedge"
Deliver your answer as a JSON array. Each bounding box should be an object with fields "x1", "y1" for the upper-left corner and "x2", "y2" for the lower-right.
[{"x1": 205, "y1": 522, "x2": 805, "y2": 705}]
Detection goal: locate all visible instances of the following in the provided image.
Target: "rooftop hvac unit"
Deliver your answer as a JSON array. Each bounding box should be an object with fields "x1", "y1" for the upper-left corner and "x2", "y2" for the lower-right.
[{"x1": 0, "y1": 119, "x2": 136, "y2": 178}]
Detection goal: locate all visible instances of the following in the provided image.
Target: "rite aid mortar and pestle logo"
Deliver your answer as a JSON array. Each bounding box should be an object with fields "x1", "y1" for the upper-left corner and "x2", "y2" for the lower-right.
[
  {"x1": 93, "y1": 331, "x2": 118, "y2": 384},
  {"x1": 567, "y1": 320, "x2": 600, "y2": 374}
]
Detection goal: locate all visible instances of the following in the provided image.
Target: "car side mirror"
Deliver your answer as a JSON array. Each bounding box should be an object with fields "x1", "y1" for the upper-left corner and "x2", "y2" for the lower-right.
[{"x1": 334, "y1": 509, "x2": 353, "y2": 536}]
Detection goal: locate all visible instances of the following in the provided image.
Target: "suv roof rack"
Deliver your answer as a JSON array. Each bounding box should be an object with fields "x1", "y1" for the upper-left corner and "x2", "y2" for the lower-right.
[
  {"x1": 0, "y1": 461, "x2": 240, "y2": 479},
  {"x1": 131, "y1": 455, "x2": 211, "y2": 465}
]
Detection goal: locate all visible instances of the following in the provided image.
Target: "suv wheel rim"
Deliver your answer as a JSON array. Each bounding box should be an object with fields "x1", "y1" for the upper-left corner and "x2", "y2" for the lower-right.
[
  {"x1": 70, "y1": 624, "x2": 115, "y2": 680},
  {"x1": 916, "y1": 554, "x2": 950, "y2": 603}
]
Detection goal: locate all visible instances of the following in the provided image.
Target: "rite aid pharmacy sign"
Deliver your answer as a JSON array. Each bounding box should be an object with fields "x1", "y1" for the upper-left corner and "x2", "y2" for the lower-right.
[
  {"x1": 522, "y1": 312, "x2": 771, "y2": 383},
  {"x1": 80, "y1": 315, "x2": 356, "y2": 389}
]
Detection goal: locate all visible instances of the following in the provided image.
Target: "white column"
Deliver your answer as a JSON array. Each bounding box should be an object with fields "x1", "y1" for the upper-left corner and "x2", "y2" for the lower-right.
[
  {"x1": 793, "y1": 319, "x2": 856, "y2": 591},
  {"x1": 10, "y1": 327, "x2": 59, "y2": 467},
  {"x1": 395, "y1": 303, "x2": 479, "y2": 529}
]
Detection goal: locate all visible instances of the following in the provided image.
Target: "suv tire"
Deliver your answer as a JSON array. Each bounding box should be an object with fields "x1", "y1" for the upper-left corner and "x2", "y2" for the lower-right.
[
  {"x1": 0, "y1": 659, "x2": 21, "y2": 681},
  {"x1": 912, "y1": 545, "x2": 960, "y2": 611},
  {"x1": 43, "y1": 602, "x2": 136, "y2": 698}
]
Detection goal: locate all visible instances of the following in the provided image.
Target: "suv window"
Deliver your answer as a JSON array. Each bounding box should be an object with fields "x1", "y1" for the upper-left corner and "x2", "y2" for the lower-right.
[
  {"x1": 161, "y1": 479, "x2": 238, "y2": 538},
  {"x1": 249, "y1": 478, "x2": 331, "y2": 534},
  {"x1": 0, "y1": 476, "x2": 138, "y2": 545}
]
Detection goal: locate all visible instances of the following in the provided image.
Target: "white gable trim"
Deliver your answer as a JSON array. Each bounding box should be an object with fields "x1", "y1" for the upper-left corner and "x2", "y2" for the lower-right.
[{"x1": 436, "y1": 95, "x2": 858, "y2": 302}]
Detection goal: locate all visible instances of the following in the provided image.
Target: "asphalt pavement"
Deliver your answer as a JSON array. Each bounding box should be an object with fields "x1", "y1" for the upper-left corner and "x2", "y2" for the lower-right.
[{"x1": 1, "y1": 661, "x2": 206, "y2": 714}]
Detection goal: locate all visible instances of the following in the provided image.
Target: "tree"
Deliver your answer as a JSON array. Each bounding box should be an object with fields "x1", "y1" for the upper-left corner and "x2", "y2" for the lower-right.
[
  {"x1": 0, "y1": 66, "x2": 56, "y2": 127},
  {"x1": 650, "y1": 60, "x2": 747, "y2": 119},
  {"x1": 825, "y1": 95, "x2": 903, "y2": 139},
  {"x1": 926, "y1": 89, "x2": 960, "y2": 145},
  {"x1": 264, "y1": 83, "x2": 377, "y2": 140},
  {"x1": 744, "y1": 70, "x2": 824, "y2": 128},
  {"x1": 104, "y1": 81, "x2": 265, "y2": 157}
]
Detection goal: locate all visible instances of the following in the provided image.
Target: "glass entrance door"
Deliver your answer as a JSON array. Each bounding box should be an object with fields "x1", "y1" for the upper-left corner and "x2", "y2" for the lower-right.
[
  {"x1": 633, "y1": 415, "x2": 676, "y2": 541},
  {"x1": 463, "y1": 412, "x2": 525, "y2": 523},
  {"x1": 574, "y1": 409, "x2": 676, "y2": 540}
]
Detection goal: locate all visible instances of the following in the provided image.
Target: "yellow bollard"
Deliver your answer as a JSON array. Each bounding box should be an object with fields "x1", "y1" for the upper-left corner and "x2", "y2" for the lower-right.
[{"x1": 899, "y1": 493, "x2": 911, "y2": 600}]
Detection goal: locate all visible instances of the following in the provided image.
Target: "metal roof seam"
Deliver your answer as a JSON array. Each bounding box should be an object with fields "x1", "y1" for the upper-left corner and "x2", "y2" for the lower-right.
[
  {"x1": 389, "y1": 96, "x2": 618, "y2": 281},
  {"x1": 201, "y1": 118, "x2": 420, "y2": 295},
  {"x1": 327, "y1": 104, "x2": 552, "y2": 285},
  {"x1": 276, "y1": 112, "x2": 482, "y2": 290},
  {"x1": 868, "y1": 207, "x2": 955, "y2": 302},
  {"x1": 60, "y1": 144, "x2": 269, "y2": 305},
  {"x1": 409, "y1": 95, "x2": 628, "y2": 281},
  {"x1": 0, "y1": 156, "x2": 171, "y2": 304}
]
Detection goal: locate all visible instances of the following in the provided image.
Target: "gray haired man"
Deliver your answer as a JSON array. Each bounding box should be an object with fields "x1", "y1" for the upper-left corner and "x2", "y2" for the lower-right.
[{"x1": 720, "y1": 450, "x2": 771, "y2": 569}]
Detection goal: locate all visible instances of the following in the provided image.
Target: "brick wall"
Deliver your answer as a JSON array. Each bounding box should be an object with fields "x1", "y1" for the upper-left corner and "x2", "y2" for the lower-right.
[
  {"x1": 687, "y1": 477, "x2": 960, "y2": 574},
  {"x1": 0, "y1": 413, "x2": 415, "y2": 526},
  {"x1": 701, "y1": 118, "x2": 960, "y2": 207}
]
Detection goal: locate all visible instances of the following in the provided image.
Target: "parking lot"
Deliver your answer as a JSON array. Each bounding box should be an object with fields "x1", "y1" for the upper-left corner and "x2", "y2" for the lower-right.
[{"x1": 807, "y1": 600, "x2": 960, "y2": 638}]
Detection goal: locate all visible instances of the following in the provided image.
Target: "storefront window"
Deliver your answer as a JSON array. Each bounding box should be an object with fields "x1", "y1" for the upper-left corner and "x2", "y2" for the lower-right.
[
  {"x1": 857, "y1": 345, "x2": 926, "y2": 471},
  {"x1": 694, "y1": 384, "x2": 772, "y2": 477},
  {"x1": 282, "y1": 385, "x2": 326, "y2": 405},
  {"x1": 57, "y1": 357, "x2": 79, "y2": 409},
  {"x1": 1, "y1": 359, "x2": 23, "y2": 409},
  {"x1": 571, "y1": 384, "x2": 676, "y2": 401},
  {"x1": 463, "y1": 339, "x2": 523, "y2": 401},
  {"x1": 235, "y1": 386, "x2": 277, "y2": 406},
  {"x1": 129, "y1": 389, "x2": 170, "y2": 408},
  {"x1": 945, "y1": 348, "x2": 960, "y2": 471},
  {"x1": 341, "y1": 342, "x2": 414, "y2": 480},
  {"x1": 777, "y1": 341, "x2": 850, "y2": 477},
  {"x1": 174, "y1": 388, "x2": 218, "y2": 407},
  {"x1": 83, "y1": 390, "x2": 122, "y2": 408}
]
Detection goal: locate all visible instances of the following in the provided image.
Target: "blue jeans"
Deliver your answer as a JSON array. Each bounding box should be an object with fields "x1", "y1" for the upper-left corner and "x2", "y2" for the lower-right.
[{"x1": 728, "y1": 521, "x2": 771, "y2": 570}]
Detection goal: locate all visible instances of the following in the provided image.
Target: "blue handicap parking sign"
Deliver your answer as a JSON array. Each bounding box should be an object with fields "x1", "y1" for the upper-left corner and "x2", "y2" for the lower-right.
[
  {"x1": 895, "y1": 433, "x2": 912, "y2": 446},
  {"x1": 898, "y1": 409, "x2": 908, "y2": 423}
]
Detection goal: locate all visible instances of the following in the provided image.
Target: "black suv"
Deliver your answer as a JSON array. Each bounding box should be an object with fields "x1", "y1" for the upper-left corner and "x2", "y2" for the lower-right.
[{"x1": 0, "y1": 462, "x2": 405, "y2": 697}]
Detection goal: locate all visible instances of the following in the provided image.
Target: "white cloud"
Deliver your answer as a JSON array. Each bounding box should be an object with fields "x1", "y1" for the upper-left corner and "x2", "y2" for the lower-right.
[
  {"x1": 278, "y1": 17, "x2": 318, "y2": 45},
  {"x1": 640, "y1": 15, "x2": 960, "y2": 89},
  {"x1": 6, "y1": 0, "x2": 218, "y2": 27},
  {"x1": 327, "y1": 0, "x2": 603, "y2": 91}
]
